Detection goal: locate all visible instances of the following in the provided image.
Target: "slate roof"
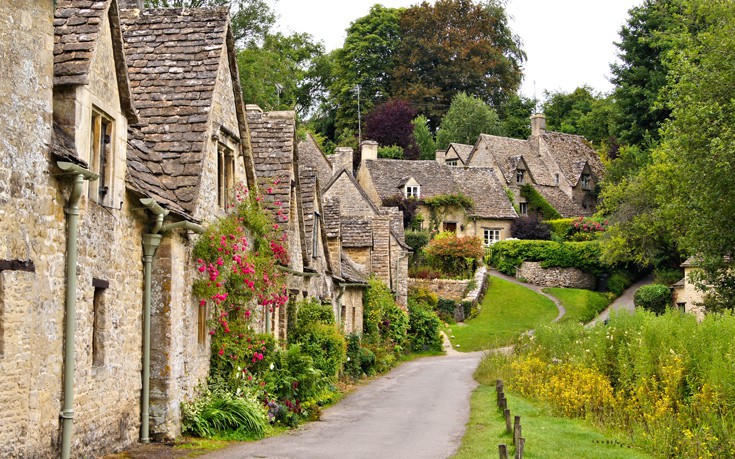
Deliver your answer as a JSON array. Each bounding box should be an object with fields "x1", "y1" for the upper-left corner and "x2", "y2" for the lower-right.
[
  {"x1": 363, "y1": 159, "x2": 517, "y2": 220},
  {"x1": 535, "y1": 185, "x2": 588, "y2": 218},
  {"x1": 50, "y1": 123, "x2": 88, "y2": 167},
  {"x1": 340, "y1": 253, "x2": 368, "y2": 285},
  {"x1": 247, "y1": 109, "x2": 296, "y2": 223},
  {"x1": 54, "y1": 0, "x2": 138, "y2": 121},
  {"x1": 299, "y1": 166, "x2": 318, "y2": 258},
  {"x1": 446, "y1": 143, "x2": 473, "y2": 164},
  {"x1": 323, "y1": 197, "x2": 341, "y2": 239},
  {"x1": 541, "y1": 131, "x2": 605, "y2": 186},
  {"x1": 341, "y1": 218, "x2": 373, "y2": 248},
  {"x1": 120, "y1": 6, "x2": 230, "y2": 215},
  {"x1": 471, "y1": 134, "x2": 555, "y2": 186},
  {"x1": 297, "y1": 133, "x2": 333, "y2": 192}
]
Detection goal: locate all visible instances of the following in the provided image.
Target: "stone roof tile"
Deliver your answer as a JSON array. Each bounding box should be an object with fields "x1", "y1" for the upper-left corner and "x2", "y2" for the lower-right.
[
  {"x1": 297, "y1": 133, "x2": 333, "y2": 192},
  {"x1": 541, "y1": 131, "x2": 605, "y2": 186},
  {"x1": 341, "y1": 218, "x2": 372, "y2": 248},
  {"x1": 446, "y1": 143, "x2": 473, "y2": 164},
  {"x1": 340, "y1": 253, "x2": 368, "y2": 284},
  {"x1": 54, "y1": 0, "x2": 110, "y2": 86}
]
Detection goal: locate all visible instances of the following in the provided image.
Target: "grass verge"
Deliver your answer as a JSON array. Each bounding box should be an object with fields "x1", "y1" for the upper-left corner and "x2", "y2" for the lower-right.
[
  {"x1": 444, "y1": 277, "x2": 557, "y2": 351},
  {"x1": 543, "y1": 287, "x2": 610, "y2": 323}
]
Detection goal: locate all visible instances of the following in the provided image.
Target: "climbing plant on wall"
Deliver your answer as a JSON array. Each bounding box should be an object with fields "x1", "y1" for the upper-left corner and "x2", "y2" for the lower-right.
[
  {"x1": 519, "y1": 184, "x2": 562, "y2": 220},
  {"x1": 422, "y1": 193, "x2": 474, "y2": 232}
]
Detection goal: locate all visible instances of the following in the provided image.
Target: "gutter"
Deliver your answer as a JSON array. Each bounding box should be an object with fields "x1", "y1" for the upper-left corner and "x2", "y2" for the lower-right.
[
  {"x1": 138, "y1": 198, "x2": 203, "y2": 442},
  {"x1": 57, "y1": 161, "x2": 98, "y2": 459}
]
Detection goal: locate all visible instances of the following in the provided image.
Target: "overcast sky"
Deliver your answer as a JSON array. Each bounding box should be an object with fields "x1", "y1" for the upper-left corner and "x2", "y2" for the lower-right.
[{"x1": 273, "y1": 0, "x2": 643, "y2": 100}]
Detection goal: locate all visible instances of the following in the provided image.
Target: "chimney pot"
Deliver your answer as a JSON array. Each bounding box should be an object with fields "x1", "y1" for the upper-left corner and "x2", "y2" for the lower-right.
[
  {"x1": 531, "y1": 114, "x2": 546, "y2": 136},
  {"x1": 361, "y1": 140, "x2": 378, "y2": 163},
  {"x1": 435, "y1": 150, "x2": 446, "y2": 165}
]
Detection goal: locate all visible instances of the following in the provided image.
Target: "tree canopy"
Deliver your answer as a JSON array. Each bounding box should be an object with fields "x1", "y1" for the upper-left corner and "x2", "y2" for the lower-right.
[{"x1": 436, "y1": 93, "x2": 502, "y2": 150}]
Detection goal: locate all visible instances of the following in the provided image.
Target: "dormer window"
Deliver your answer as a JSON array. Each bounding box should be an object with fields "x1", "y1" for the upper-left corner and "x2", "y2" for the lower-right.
[
  {"x1": 581, "y1": 174, "x2": 591, "y2": 190},
  {"x1": 555, "y1": 173, "x2": 560, "y2": 185},
  {"x1": 446, "y1": 159, "x2": 458, "y2": 166},
  {"x1": 405, "y1": 185, "x2": 420, "y2": 199},
  {"x1": 90, "y1": 109, "x2": 114, "y2": 205},
  {"x1": 516, "y1": 170, "x2": 524, "y2": 184}
]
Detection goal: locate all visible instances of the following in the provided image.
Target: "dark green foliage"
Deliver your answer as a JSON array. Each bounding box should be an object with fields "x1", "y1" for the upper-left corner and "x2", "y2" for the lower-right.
[
  {"x1": 435, "y1": 92, "x2": 502, "y2": 149},
  {"x1": 407, "y1": 304, "x2": 443, "y2": 352},
  {"x1": 519, "y1": 184, "x2": 562, "y2": 220},
  {"x1": 653, "y1": 268, "x2": 684, "y2": 286},
  {"x1": 488, "y1": 240, "x2": 605, "y2": 276},
  {"x1": 412, "y1": 115, "x2": 436, "y2": 160},
  {"x1": 381, "y1": 194, "x2": 421, "y2": 229},
  {"x1": 546, "y1": 218, "x2": 575, "y2": 240},
  {"x1": 344, "y1": 334, "x2": 363, "y2": 379},
  {"x1": 377, "y1": 145, "x2": 404, "y2": 159},
  {"x1": 607, "y1": 271, "x2": 634, "y2": 297},
  {"x1": 182, "y1": 387, "x2": 268, "y2": 439},
  {"x1": 497, "y1": 93, "x2": 537, "y2": 139},
  {"x1": 404, "y1": 230, "x2": 430, "y2": 253},
  {"x1": 291, "y1": 299, "x2": 335, "y2": 338},
  {"x1": 542, "y1": 86, "x2": 615, "y2": 146},
  {"x1": 633, "y1": 284, "x2": 671, "y2": 314},
  {"x1": 510, "y1": 214, "x2": 552, "y2": 240},
  {"x1": 437, "y1": 298, "x2": 457, "y2": 322},
  {"x1": 363, "y1": 278, "x2": 409, "y2": 349},
  {"x1": 289, "y1": 299, "x2": 345, "y2": 378}
]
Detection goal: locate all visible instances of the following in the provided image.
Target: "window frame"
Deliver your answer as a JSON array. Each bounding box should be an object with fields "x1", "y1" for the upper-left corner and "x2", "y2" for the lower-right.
[
  {"x1": 483, "y1": 228, "x2": 501, "y2": 246},
  {"x1": 519, "y1": 202, "x2": 528, "y2": 215},
  {"x1": 217, "y1": 143, "x2": 235, "y2": 210},
  {"x1": 405, "y1": 185, "x2": 420, "y2": 199},
  {"x1": 516, "y1": 169, "x2": 524, "y2": 184},
  {"x1": 89, "y1": 108, "x2": 115, "y2": 206},
  {"x1": 581, "y1": 173, "x2": 591, "y2": 190}
]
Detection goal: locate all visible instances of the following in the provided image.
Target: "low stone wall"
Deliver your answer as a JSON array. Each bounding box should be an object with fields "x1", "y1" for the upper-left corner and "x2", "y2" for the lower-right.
[
  {"x1": 408, "y1": 277, "x2": 469, "y2": 301},
  {"x1": 516, "y1": 261, "x2": 596, "y2": 290}
]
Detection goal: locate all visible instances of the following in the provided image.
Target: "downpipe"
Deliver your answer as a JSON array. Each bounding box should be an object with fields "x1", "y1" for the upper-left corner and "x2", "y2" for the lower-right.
[{"x1": 57, "y1": 162, "x2": 98, "y2": 459}]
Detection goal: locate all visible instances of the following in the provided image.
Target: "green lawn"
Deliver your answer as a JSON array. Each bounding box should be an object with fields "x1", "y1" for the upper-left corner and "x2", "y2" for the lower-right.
[
  {"x1": 451, "y1": 386, "x2": 653, "y2": 459},
  {"x1": 444, "y1": 277, "x2": 558, "y2": 351},
  {"x1": 543, "y1": 287, "x2": 610, "y2": 324}
]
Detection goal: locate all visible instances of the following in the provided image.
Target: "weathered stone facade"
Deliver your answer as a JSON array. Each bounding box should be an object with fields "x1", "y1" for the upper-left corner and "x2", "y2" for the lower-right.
[
  {"x1": 408, "y1": 278, "x2": 471, "y2": 301},
  {"x1": 515, "y1": 261, "x2": 597, "y2": 290}
]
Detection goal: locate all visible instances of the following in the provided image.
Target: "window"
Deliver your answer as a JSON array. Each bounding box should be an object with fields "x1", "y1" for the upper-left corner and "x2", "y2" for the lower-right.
[
  {"x1": 446, "y1": 159, "x2": 458, "y2": 166},
  {"x1": 555, "y1": 173, "x2": 560, "y2": 185},
  {"x1": 217, "y1": 144, "x2": 235, "y2": 210},
  {"x1": 443, "y1": 222, "x2": 457, "y2": 233},
  {"x1": 198, "y1": 301, "x2": 207, "y2": 345},
  {"x1": 405, "y1": 185, "x2": 420, "y2": 198},
  {"x1": 312, "y1": 211, "x2": 320, "y2": 258},
  {"x1": 483, "y1": 228, "x2": 501, "y2": 246},
  {"x1": 581, "y1": 174, "x2": 591, "y2": 190},
  {"x1": 516, "y1": 169, "x2": 524, "y2": 184},
  {"x1": 519, "y1": 202, "x2": 528, "y2": 215},
  {"x1": 90, "y1": 109, "x2": 114, "y2": 205},
  {"x1": 92, "y1": 278, "x2": 108, "y2": 367}
]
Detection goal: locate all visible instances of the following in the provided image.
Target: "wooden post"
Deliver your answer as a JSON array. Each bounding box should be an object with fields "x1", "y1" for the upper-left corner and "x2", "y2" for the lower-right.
[
  {"x1": 514, "y1": 438, "x2": 525, "y2": 459},
  {"x1": 504, "y1": 409, "x2": 512, "y2": 434},
  {"x1": 513, "y1": 416, "x2": 521, "y2": 445},
  {"x1": 498, "y1": 444, "x2": 508, "y2": 459},
  {"x1": 500, "y1": 394, "x2": 507, "y2": 411}
]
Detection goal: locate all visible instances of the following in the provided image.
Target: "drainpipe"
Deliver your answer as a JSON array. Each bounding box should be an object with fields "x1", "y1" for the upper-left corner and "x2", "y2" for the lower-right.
[
  {"x1": 57, "y1": 162, "x2": 98, "y2": 459},
  {"x1": 139, "y1": 199, "x2": 204, "y2": 442}
]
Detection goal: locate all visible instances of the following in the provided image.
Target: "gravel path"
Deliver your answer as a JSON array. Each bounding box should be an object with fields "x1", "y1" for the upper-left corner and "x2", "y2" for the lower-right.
[{"x1": 200, "y1": 349, "x2": 484, "y2": 459}]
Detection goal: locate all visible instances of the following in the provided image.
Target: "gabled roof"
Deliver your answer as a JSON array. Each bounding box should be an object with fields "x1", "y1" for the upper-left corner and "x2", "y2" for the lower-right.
[
  {"x1": 470, "y1": 134, "x2": 555, "y2": 186},
  {"x1": 246, "y1": 109, "x2": 296, "y2": 223},
  {"x1": 535, "y1": 185, "x2": 588, "y2": 218},
  {"x1": 54, "y1": 0, "x2": 138, "y2": 122},
  {"x1": 541, "y1": 131, "x2": 604, "y2": 186},
  {"x1": 299, "y1": 166, "x2": 318, "y2": 259},
  {"x1": 322, "y1": 197, "x2": 341, "y2": 239},
  {"x1": 323, "y1": 168, "x2": 381, "y2": 216},
  {"x1": 120, "y1": 6, "x2": 231, "y2": 215},
  {"x1": 446, "y1": 143, "x2": 473, "y2": 164},
  {"x1": 297, "y1": 133, "x2": 333, "y2": 192},
  {"x1": 363, "y1": 159, "x2": 517, "y2": 220}
]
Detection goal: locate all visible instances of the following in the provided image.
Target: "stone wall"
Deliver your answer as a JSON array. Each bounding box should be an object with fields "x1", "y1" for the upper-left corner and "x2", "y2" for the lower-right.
[
  {"x1": 408, "y1": 278, "x2": 470, "y2": 302},
  {"x1": 516, "y1": 261, "x2": 596, "y2": 289}
]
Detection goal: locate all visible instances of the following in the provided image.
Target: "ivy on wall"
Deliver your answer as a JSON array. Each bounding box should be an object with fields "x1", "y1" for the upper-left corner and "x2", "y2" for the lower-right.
[
  {"x1": 422, "y1": 193, "x2": 474, "y2": 232},
  {"x1": 519, "y1": 184, "x2": 562, "y2": 220}
]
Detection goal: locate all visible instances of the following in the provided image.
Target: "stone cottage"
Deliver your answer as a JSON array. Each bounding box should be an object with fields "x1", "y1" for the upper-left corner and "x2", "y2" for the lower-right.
[
  {"x1": 357, "y1": 142, "x2": 518, "y2": 247},
  {"x1": 0, "y1": 0, "x2": 254, "y2": 456},
  {"x1": 671, "y1": 258, "x2": 707, "y2": 320},
  {"x1": 442, "y1": 114, "x2": 604, "y2": 217}
]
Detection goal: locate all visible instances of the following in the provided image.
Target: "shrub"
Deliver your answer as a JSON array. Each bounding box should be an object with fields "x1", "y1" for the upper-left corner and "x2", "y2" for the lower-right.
[
  {"x1": 519, "y1": 184, "x2": 562, "y2": 220},
  {"x1": 408, "y1": 287, "x2": 438, "y2": 309},
  {"x1": 510, "y1": 214, "x2": 552, "y2": 240},
  {"x1": 290, "y1": 298, "x2": 334, "y2": 341},
  {"x1": 487, "y1": 239, "x2": 605, "y2": 276},
  {"x1": 425, "y1": 233, "x2": 484, "y2": 278},
  {"x1": 378, "y1": 144, "x2": 404, "y2": 159},
  {"x1": 546, "y1": 218, "x2": 574, "y2": 239},
  {"x1": 381, "y1": 194, "x2": 421, "y2": 229},
  {"x1": 182, "y1": 385, "x2": 268, "y2": 439},
  {"x1": 565, "y1": 216, "x2": 607, "y2": 241},
  {"x1": 436, "y1": 298, "x2": 457, "y2": 322},
  {"x1": 633, "y1": 284, "x2": 671, "y2": 314},
  {"x1": 407, "y1": 304, "x2": 443, "y2": 352},
  {"x1": 408, "y1": 265, "x2": 443, "y2": 280},
  {"x1": 344, "y1": 334, "x2": 363, "y2": 379},
  {"x1": 405, "y1": 230, "x2": 430, "y2": 252},
  {"x1": 364, "y1": 278, "x2": 409, "y2": 348},
  {"x1": 606, "y1": 271, "x2": 633, "y2": 296},
  {"x1": 289, "y1": 298, "x2": 345, "y2": 378},
  {"x1": 654, "y1": 267, "x2": 684, "y2": 286}
]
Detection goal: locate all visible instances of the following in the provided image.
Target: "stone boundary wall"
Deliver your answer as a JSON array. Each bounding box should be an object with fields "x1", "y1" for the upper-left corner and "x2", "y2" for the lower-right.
[
  {"x1": 516, "y1": 261, "x2": 596, "y2": 290},
  {"x1": 408, "y1": 277, "x2": 469, "y2": 301},
  {"x1": 462, "y1": 266, "x2": 488, "y2": 306}
]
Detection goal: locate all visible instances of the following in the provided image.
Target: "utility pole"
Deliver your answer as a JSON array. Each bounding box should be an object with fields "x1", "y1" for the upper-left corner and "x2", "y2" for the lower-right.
[{"x1": 354, "y1": 84, "x2": 362, "y2": 145}]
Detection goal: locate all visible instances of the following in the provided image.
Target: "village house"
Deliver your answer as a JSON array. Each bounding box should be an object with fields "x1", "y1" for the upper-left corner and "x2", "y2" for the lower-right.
[
  {"x1": 671, "y1": 258, "x2": 707, "y2": 320},
  {"x1": 442, "y1": 114, "x2": 604, "y2": 217},
  {"x1": 357, "y1": 141, "x2": 518, "y2": 247}
]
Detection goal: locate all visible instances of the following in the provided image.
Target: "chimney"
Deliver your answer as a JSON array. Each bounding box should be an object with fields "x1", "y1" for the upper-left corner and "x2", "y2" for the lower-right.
[
  {"x1": 331, "y1": 147, "x2": 354, "y2": 176},
  {"x1": 360, "y1": 140, "x2": 378, "y2": 164},
  {"x1": 119, "y1": 0, "x2": 144, "y2": 9},
  {"x1": 435, "y1": 150, "x2": 446, "y2": 165},
  {"x1": 531, "y1": 114, "x2": 546, "y2": 136}
]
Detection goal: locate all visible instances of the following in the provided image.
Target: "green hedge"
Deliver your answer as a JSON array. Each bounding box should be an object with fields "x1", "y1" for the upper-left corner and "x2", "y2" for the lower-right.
[
  {"x1": 520, "y1": 184, "x2": 562, "y2": 220},
  {"x1": 633, "y1": 284, "x2": 671, "y2": 314},
  {"x1": 487, "y1": 239, "x2": 605, "y2": 276},
  {"x1": 546, "y1": 218, "x2": 575, "y2": 239}
]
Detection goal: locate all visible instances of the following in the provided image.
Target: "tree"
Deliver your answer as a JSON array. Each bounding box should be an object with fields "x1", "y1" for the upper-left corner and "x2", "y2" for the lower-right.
[
  {"x1": 436, "y1": 93, "x2": 502, "y2": 150},
  {"x1": 364, "y1": 99, "x2": 419, "y2": 159},
  {"x1": 542, "y1": 86, "x2": 615, "y2": 146},
  {"x1": 143, "y1": 0, "x2": 275, "y2": 46},
  {"x1": 412, "y1": 115, "x2": 436, "y2": 160},
  {"x1": 330, "y1": 5, "x2": 404, "y2": 134},
  {"x1": 497, "y1": 94, "x2": 537, "y2": 139},
  {"x1": 392, "y1": 0, "x2": 524, "y2": 129},
  {"x1": 237, "y1": 32, "x2": 325, "y2": 115}
]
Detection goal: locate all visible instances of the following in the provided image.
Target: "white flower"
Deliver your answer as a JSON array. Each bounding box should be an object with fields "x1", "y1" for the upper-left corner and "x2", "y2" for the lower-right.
[
  {"x1": 269, "y1": 362, "x2": 274, "y2": 370},
  {"x1": 347, "y1": 356, "x2": 351, "y2": 361}
]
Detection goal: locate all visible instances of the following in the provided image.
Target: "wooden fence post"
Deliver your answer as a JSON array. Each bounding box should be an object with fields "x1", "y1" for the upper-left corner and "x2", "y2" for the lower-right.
[
  {"x1": 504, "y1": 408, "x2": 512, "y2": 434},
  {"x1": 498, "y1": 444, "x2": 508, "y2": 459},
  {"x1": 514, "y1": 438, "x2": 525, "y2": 459},
  {"x1": 513, "y1": 416, "x2": 521, "y2": 445}
]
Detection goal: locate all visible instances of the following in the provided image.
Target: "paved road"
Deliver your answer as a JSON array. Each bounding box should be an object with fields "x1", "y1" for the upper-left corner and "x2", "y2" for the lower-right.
[
  {"x1": 202, "y1": 343, "x2": 483, "y2": 459},
  {"x1": 589, "y1": 274, "x2": 654, "y2": 325}
]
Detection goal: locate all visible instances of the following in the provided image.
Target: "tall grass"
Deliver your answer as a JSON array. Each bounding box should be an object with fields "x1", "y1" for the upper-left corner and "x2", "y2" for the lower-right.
[{"x1": 488, "y1": 310, "x2": 735, "y2": 458}]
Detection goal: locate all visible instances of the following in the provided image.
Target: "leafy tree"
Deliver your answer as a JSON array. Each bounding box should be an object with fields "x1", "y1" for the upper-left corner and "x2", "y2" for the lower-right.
[
  {"x1": 436, "y1": 93, "x2": 502, "y2": 150},
  {"x1": 143, "y1": 0, "x2": 275, "y2": 46},
  {"x1": 497, "y1": 94, "x2": 537, "y2": 139},
  {"x1": 542, "y1": 86, "x2": 616, "y2": 146},
  {"x1": 237, "y1": 32, "x2": 325, "y2": 115},
  {"x1": 392, "y1": 0, "x2": 524, "y2": 128},
  {"x1": 412, "y1": 115, "x2": 436, "y2": 160},
  {"x1": 330, "y1": 5, "x2": 404, "y2": 134},
  {"x1": 364, "y1": 99, "x2": 419, "y2": 159}
]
